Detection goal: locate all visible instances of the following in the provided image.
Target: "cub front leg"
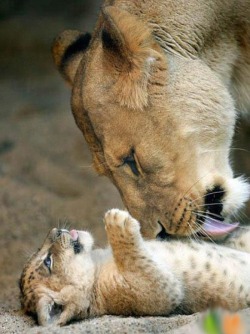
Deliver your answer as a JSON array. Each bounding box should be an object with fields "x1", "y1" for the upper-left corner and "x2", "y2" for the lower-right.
[
  {"x1": 103, "y1": 209, "x2": 183, "y2": 315},
  {"x1": 104, "y1": 209, "x2": 144, "y2": 269}
]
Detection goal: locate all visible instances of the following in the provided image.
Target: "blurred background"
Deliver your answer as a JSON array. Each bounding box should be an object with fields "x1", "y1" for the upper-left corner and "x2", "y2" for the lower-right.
[
  {"x1": 0, "y1": 0, "x2": 249, "y2": 297},
  {"x1": 0, "y1": 0, "x2": 124, "y2": 296}
]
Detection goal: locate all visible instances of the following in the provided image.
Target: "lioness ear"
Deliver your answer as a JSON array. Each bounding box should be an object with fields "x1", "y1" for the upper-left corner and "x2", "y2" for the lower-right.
[
  {"x1": 101, "y1": 6, "x2": 162, "y2": 110},
  {"x1": 52, "y1": 30, "x2": 91, "y2": 85}
]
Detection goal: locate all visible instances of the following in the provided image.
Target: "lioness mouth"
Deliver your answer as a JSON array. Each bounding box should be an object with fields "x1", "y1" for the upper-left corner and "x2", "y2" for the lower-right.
[
  {"x1": 198, "y1": 217, "x2": 239, "y2": 238},
  {"x1": 157, "y1": 218, "x2": 239, "y2": 240},
  {"x1": 157, "y1": 222, "x2": 171, "y2": 240}
]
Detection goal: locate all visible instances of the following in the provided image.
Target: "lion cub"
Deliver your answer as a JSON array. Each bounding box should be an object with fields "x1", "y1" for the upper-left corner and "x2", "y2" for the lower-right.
[{"x1": 20, "y1": 209, "x2": 250, "y2": 326}]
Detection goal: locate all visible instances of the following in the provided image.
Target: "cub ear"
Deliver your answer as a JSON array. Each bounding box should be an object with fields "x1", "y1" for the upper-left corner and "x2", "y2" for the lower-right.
[
  {"x1": 101, "y1": 6, "x2": 163, "y2": 110},
  {"x1": 36, "y1": 295, "x2": 63, "y2": 326},
  {"x1": 36, "y1": 286, "x2": 83, "y2": 326},
  {"x1": 52, "y1": 30, "x2": 91, "y2": 85}
]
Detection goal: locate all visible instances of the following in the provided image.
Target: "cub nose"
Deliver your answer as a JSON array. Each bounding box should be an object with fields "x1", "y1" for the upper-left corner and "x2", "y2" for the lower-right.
[{"x1": 205, "y1": 185, "x2": 225, "y2": 218}]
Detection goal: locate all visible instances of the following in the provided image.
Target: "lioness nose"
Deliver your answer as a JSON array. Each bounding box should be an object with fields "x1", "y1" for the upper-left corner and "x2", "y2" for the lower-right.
[{"x1": 205, "y1": 185, "x2": 225, "y2": 217}]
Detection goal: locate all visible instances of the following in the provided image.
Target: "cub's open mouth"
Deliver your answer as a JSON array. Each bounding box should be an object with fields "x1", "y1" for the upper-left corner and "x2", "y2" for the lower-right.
[{"x1": 69, "y1": 229, "x2": 83, "y2": 254}]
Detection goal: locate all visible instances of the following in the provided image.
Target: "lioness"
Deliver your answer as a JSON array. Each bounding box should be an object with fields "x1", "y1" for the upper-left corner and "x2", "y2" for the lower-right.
[
  {"x1": 20, "y1": 209, "x2": 250, "y2": 326},
  {"x1": 52, "y1": 0, "x2": 250, "y2": 239}
]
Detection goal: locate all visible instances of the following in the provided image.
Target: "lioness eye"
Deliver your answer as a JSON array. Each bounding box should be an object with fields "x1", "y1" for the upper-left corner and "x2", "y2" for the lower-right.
[
  {"x1": 44, "y1": 254, "x2": 52, "y2": 271},
  {"x1": 123, "y1": 150, "x2": 140, "y2": 176}
]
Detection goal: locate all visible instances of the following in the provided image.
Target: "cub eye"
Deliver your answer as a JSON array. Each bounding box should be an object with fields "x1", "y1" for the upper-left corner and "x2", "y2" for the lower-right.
[
  {"x1": 123, "y1": 150, "x2": 140, "y2": 176},
  {"x1": 44, "y1": 254, "x2": 52, "y2": 272}
]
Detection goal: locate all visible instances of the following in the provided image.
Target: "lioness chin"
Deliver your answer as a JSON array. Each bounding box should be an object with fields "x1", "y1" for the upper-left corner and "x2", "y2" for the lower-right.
[
  {"x1": 52, "y1": 1, "x2": 250, "y2": 238},
  {"x1": 20, "y1": 209, "x2": 250, "y2": 326}
]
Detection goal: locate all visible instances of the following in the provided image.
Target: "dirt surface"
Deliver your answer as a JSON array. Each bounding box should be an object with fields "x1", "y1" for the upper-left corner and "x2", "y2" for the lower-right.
[{"x1": 0, "y1": 1, "x2": 250, "y2": 333}]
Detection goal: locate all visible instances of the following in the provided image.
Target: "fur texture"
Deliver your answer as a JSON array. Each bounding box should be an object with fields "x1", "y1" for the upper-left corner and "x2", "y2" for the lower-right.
[
  {"x1": 52, "y1": 0, "x2": 250, "y2": 239},
  {"x1": 19, "y1": 209, "x2": 250, "y2": 326}
]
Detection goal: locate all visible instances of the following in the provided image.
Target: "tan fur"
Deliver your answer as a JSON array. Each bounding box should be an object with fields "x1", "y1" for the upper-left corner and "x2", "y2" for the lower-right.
[
  {"x1": 102, "y1": 6, "x2": 163, "y2": 110},
  {"x1": 52, "y1": 0, "x2": 250, "y2": 239},
  {"x1": 20, "y1": 209, "x2": 250, "y2": 326}
]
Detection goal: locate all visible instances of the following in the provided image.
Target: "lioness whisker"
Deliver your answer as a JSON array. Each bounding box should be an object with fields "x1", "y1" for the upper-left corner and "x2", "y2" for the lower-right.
[
  {"x1": 194, "y1": 211, "x2": 250, "y2": 230},
  {"x1": 170, "y1": 170, "x2": 216, "y2": 220},
  {"x1": 194, "y1": 212, "x2": 228, "y2": 229},
  {"x1": 193, "y1": 201, "x2": 246, "y2": 208},
  {"x1": 201, "y1": 147, "x2": 250, "y2": 155},
  {"x1": 180, "y1": 170, "x2": 215, "y2": 199},
  {"x1": 192, "y1": 209, "x2": 224, "y2": 221},
  {"x1": 231, "y1": 210, "x2": 250, "y2": 225},
  {"x1": 187, "y1": 221, "x2": 200, "y2": 243},
  {"x1": 190, "y1": 189, "x2": 250, "y2": 205},
  {"x1": 189, "y1": 191, "x2": 225, "y2": 205},
  {"x1": 194, "y1": 219, "x2": 217, "y2": 245},
  {"x1": 193, "y1": 211, "x2": 231, "y2": 225}
]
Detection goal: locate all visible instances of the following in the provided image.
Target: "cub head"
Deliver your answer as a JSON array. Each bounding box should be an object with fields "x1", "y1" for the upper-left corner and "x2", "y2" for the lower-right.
[
  {"x1": 19, "y1": 228, "x2": 94, "y2": 326},
  {"x1": 52, "y1": 6, "x2": 249, "y2": 239}
]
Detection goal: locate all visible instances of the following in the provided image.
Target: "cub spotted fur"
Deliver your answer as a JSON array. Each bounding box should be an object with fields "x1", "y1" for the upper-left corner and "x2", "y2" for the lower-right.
[
  {"x1": 20, "y1": 209, "x2": 250, "y2": 326},
  {"x1": 52, "y1": 0, "x2": 250, "y2": 239}
]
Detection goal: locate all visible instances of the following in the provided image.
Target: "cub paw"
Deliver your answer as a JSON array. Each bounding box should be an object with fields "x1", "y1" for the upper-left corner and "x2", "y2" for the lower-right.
[{"x1": 104, "y1": 209, "x2": 140, "y2": 240}]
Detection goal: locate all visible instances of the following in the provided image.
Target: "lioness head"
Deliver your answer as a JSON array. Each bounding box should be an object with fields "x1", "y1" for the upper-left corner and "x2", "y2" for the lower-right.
[
  {"x1": 52, "y1": 6, "x2": 249, "y2": 238},
  {"x1": 19, "y1": 228, "x2": 94, "y2": 326}
]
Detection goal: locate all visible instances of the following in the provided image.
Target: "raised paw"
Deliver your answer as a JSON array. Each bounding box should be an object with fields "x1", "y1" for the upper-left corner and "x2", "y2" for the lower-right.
[{"x1": 104, "y1": 209, "x2": 141, "y2": 242}]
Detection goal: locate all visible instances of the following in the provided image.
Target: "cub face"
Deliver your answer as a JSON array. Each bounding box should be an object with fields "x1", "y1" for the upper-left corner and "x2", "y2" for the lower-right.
[
  {"x1": 19, "y1": 228, "x2": 94, "y2": 326},
  {"x1": 52, "y1": 6, "x2": 249, "y2": 238}
]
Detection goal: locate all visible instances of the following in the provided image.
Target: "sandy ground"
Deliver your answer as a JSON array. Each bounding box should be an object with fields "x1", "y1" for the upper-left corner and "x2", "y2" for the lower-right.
[{"x1": 0, "y1": 2, "x2": 250, "y2": 333}]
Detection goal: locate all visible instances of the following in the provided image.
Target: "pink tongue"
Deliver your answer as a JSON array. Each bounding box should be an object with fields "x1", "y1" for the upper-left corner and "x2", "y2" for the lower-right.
[
  {"x1": 69, "y1": 229, "x2": 78, "y2": 241},
  {"x1": 202, "y1": 218, "x2": 239, "y2": 237}
]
